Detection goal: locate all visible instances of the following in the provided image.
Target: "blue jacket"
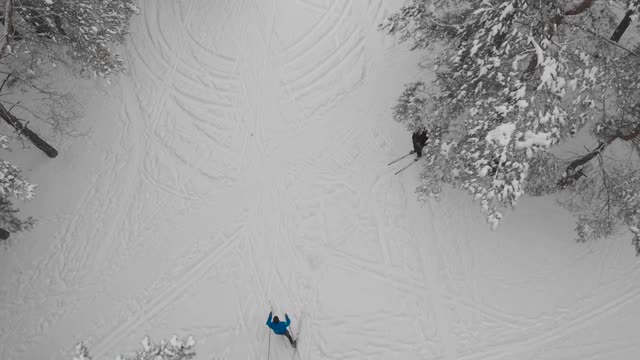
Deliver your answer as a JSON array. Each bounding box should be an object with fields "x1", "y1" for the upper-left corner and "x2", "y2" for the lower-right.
[{"x1": 266, "y1": 312, "x2": 290, "y2": 335}]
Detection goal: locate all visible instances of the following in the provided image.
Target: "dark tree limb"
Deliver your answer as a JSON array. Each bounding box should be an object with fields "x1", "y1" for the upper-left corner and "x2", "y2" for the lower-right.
[
  {"x1": 559, "y1": 123, "x2": 640, "y2": 188},
  {"x1": 611, "y1": 1, "x2": 640, "y2": 42},
  {"x1": 616, "y1": 123, "x2": 640, "y2": 141},
  {"x1": 611, "y1": 11, "x2": 633, "y2": 42},
  {"x1": 0, "y1": 101, "x2": 57, "y2": 158},
  {"x1": 558, "y1": 0, "x2": 640, "y2": 188},
  {"x1": 520, "y1": 54, "x2": 539, "y2": 81},
  {"x1": 568, "y1": 143, "x2": 605, "y2": 173},
  {"x1": 557, "y1": 143, "x2": 603, "y2": 188}
]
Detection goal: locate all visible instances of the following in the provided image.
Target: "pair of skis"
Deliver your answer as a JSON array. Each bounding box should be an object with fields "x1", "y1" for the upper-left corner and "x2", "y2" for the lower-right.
[{"x1": 388, "y1": 151, "x2": 420, "y2": 175}]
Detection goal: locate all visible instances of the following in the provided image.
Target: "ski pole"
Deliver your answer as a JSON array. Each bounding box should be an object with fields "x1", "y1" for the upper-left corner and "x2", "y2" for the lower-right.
[
  {"x1": 387, "y1": 151, "x2": 415, "y2": 165},
  {"x1": 394, "y1": 157, "x2": 420, "y2": 175}
]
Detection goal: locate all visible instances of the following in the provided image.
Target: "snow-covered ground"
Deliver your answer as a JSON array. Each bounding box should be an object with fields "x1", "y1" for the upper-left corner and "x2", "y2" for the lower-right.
[{"x1": 2, "y1": 1, "x2": 640, "y2": 359}]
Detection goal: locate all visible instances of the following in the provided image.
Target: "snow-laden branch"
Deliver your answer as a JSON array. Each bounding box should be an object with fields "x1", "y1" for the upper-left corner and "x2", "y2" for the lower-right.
[
  {"x1": 74, "y1": 336, "x2": 196, "y2": 360},
  {"x1": 527, "y1": 33, "x2": 544, "y2": 68}
]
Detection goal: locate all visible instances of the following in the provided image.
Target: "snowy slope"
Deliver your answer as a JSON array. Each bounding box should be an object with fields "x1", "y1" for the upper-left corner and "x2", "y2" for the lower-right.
[{"x1": 2, "y1": 1, "x2": 640, "y2": 360}]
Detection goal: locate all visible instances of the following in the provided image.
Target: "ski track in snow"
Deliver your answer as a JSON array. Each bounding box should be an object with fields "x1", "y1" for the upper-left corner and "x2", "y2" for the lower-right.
[{"x1": 2, "y1": 0, "x2": 640, "y2": 360}]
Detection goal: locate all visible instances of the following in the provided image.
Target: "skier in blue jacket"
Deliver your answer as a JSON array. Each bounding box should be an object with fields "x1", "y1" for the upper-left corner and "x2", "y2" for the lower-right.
[{"x1": 266, "y1": 312, "x2": 296, "y2": 348}]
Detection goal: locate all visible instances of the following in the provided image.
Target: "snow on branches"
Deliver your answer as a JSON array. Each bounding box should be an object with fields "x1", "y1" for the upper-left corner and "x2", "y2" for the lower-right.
[
  {"x1": 567, "y1": 166, "x2": 640, "y2": 247},
  {"x1": 7, "y1": 0, "x2": 139, "y2": 78},
  {"x1": 0, "y1": 135, "x2": 35, "y2": 200},
  {"x1": 633, "y1": 225, "x2": 640, "y2": 254},
  {"x1": 73, "y1": 335, "x2": 196, "y2": 360},
  {"x1": 0, "y1": 134, "x2": 36, "y2": 236},
  {"x1": 384, "y1": 0, "x2": 640, "y2": 250},
  {"x1": 73, "y1": 343, "x2": 92, "y2": 360}
]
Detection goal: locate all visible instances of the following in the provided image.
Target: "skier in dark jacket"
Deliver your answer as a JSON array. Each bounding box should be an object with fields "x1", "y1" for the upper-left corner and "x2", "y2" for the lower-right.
[
  {"x1": 412, "y1": 128, "x2": 429, "y2": 158},
  {"x1": 267, "y1": 312, "x2": 296, "y2": 348}
]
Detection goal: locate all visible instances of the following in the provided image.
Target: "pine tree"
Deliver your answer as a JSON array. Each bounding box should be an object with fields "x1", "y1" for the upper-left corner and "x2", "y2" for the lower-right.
[{"x1": 382, "y1": 0, "x2": 640, "y2": 253}]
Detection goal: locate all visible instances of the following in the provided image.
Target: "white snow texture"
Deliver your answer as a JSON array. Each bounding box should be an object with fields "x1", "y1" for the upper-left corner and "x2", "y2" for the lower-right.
[{"x1": 1, "y1": 1, "x2": 640, "y2": 360}]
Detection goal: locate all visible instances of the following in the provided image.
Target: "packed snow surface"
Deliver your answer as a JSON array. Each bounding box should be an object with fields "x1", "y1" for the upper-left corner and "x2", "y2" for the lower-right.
[{"x1": 2, "y1": 1, "x2": 640, "y2": 360}]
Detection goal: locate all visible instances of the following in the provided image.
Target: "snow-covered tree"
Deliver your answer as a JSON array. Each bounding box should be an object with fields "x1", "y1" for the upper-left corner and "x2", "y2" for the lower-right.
[
  {"x1": 382, "y1": 0, "x2": 640, "y2": 253},
  {"x1": 0, "y1": 0, "x2": 139, "y2": 158},
  {"x1": 0, "y1": 134, "x2": 35, "y2": 240},
  {"x1": 5, "y1": 0, "x2": 140, "y2": 78},
  {"x1": 0, "y1": 0, "x2": 137, "y2": 238},
  {"x1": 74, "y1": 335, "x2": 196, "y2": 360}
]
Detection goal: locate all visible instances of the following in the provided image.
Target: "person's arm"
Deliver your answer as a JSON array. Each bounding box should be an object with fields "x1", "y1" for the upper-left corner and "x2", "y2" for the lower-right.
[
  {"x1": 266, "y1": 312, "x2": 273, "y2": 326},
  {"x1": 285, "y1": 313, "x2": 291, "y2": 326}
]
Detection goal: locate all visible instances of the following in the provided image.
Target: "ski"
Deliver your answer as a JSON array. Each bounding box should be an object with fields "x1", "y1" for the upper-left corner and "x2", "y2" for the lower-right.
[
  {"x1": 291, "y1": 341, "x2": 299, "y2": 360},
  {"x1": 387, "y1": 151, "x2": 414, "y2": 165},
  {"x1": 394, "y1": 157, "x2": 420, "y2": 175},
  {"x1": 291, "y1": 312, "x2": 304, "y2": 360},
  {"x1": 291, "y1": 337, "x2": 301, "y2": 360},
  {"x1": 277, "y1": 335, "x2": 299, "y2": 360}
]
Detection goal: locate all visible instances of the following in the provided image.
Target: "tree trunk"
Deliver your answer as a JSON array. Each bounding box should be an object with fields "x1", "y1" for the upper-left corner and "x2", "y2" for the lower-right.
[
  {"x1": 0, "y1": 102, "x2": 58, "y2": 158},
  {"x1": 0, "y1": 227, "x2": 9, "y2": 240},
  {"x1": 609, "y1": 1, "x2": 640, "y2": 41},
  {"x1": 611, "y1": 10, "x2": 633, "y2": 42}
]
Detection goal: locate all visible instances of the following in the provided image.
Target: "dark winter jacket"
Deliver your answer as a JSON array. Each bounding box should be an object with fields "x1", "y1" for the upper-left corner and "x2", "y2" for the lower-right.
[
  {"x1": 412, "y1": 129, "x2": 429, "y2": 157},
  {"x1": 266, "y1": 313, "x2": 291, "y2": 335}
]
